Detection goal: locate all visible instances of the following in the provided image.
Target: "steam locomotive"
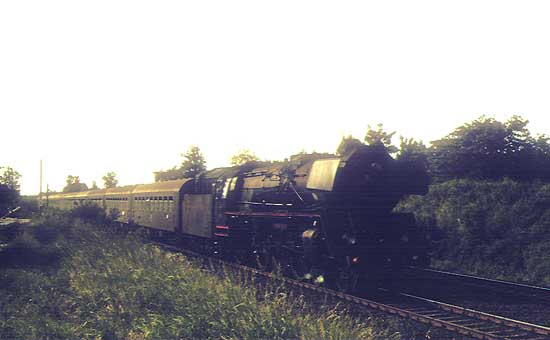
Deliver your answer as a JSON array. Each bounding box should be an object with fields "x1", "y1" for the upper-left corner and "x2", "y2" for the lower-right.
[{"x1": 48, "y1": 145, "x2": 430, "y2": 291}]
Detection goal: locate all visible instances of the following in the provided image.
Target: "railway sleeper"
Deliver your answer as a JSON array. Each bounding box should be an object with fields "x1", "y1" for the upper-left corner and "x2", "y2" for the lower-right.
[
  {"x1": 490, "y1": 329, "x2": 530, "y2": 337},
  {"x1": 403, "y1": 307, "x2": 436, "y2": 313},
  {"x1": 504, "y1": 334, "x2": 539, "y2": 339},
  {"x1": 452, "y1": 320, "x2": 490, "y2": 327},
  {"x1": 476, "y1": 325, "x2": 504, "y2": 332},
  {"x1": 427, "y1": 314, "x2": 457, "y2": 320},
  {"x1": 436, "y1": 316, "x2": 471, "y2": 322}
]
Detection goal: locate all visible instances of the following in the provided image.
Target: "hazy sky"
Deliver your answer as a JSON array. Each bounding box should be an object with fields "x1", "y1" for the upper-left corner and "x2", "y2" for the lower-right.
[{"x1": 2, "y1": 1, "x2": 549, "y2": 195}]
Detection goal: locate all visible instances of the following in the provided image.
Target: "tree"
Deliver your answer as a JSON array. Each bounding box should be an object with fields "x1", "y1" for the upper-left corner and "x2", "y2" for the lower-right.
[
  {"x1": 396, "y1": 136, "x2": 428, "y2": 164},
  {"x1": 0, "y1": 166, "x2": 21, "y2": 214},
  {"x1": 102, "y1": 172, "x2": 118, "y2": 188},
  {"x1": 364, "y1": 123, "x2": 398, "y2": 153},
  {"x1": 90, "y1": 181, "x2": 99, "y2": 190},
  {"x1": 154, "y1": 167, "x2": 185, "y2": 182},
  {"x1": 63, "y1": 175, "x2": 89, "y2": 193},
  {"x1": 336, "y1": 135, "x2": 364, "y2": 156},
  {"x1": 429, "y1": 115, "x2": 550, "y2": 181},
  {"x1": 230, "y1": 149, "x2": 260, "y2": 166},
  {"x1": 0, "y1": 166, "x2": 21, "y2": 192},
  {"x1": 181, "y1": 145, "x2": 207, "y2": 178}
]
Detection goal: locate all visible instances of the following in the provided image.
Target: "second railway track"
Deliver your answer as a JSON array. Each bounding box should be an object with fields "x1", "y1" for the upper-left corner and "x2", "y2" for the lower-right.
[{"x1": 408, "y1": 267, "x2": 550, "y2": 304}]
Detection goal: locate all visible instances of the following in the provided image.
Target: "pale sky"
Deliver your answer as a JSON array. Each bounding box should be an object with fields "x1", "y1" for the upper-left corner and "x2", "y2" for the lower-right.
[{"x1": 1, "y1": 1, "x2": 549, "y2": 195}]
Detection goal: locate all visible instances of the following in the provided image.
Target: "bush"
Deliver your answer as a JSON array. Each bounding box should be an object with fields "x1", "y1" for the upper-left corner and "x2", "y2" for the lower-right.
[{"x1": 397, "y1": 179, "x2": 550, "y2": 285}]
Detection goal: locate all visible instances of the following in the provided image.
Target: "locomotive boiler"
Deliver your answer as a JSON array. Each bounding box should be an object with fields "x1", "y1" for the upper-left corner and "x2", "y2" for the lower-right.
[
  {"x1": 210, "y1": 144, "x2": 430, "y2": 290},
  {"x1": 47, "y1": 144, "x2": 430, "y2": 291}
]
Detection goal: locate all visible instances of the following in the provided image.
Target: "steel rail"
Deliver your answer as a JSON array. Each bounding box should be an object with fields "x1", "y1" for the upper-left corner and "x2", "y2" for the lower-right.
[
  {"x1": 395, "y1": 291, "x2": 550, "y2": 339},
  {"x1": 410, "y1": 266, "x2": 550, "y2": 303},
  {"x1": 152, "y1": 241, "x2": 550, "y2": 340}
]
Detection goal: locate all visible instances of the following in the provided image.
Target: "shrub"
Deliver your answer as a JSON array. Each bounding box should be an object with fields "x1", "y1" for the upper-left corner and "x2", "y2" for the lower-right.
[{"x1": 397, "y1": 179, "x2": 550, "y2": 285}]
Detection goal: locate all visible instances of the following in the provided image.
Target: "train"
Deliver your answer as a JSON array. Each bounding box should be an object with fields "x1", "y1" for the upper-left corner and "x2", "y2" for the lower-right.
[{"x1": 47, "y1": 144, "x2": 430, "y2": 291}]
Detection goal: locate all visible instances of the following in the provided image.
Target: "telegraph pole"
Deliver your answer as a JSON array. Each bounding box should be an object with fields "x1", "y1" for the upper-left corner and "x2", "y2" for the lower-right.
[{"x1": 39, "y1": 160, "x2": 43, "y2": 213}]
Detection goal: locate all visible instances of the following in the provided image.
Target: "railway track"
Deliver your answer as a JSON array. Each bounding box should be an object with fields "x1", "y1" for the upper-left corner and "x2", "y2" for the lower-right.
[
  {"x1": 409, "y1": 267, "x2": 550, "y2": 304},
  {"x1": 152, "y1": 240, "x2": 550, "y2": 340}
]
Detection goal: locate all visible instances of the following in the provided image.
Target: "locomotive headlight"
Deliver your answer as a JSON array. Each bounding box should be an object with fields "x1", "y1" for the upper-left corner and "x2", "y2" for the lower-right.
[{"x1": 400, "y1": 234, "x2": 409, "y2": 243}]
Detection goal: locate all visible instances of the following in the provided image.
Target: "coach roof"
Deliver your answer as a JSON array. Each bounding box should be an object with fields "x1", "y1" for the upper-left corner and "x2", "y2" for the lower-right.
[
  {"x1": 132, "y1": 179, "x2": 192, "y2": 195},
  {"x1": 104, "y1": 185, "x2": 137, "y2": 196}
]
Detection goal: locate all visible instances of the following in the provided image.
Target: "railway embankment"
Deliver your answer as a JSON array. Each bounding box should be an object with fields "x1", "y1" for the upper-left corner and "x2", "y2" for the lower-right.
[
  {"x1": 0, "y1": 212, "x2": 427, "y2": 340},
  {"x1": 398, "y1": 178, "x2": 550, "y2": 286}
]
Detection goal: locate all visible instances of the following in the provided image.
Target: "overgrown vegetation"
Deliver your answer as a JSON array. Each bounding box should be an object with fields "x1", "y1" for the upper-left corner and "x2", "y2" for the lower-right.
[
  {"x1": 0, "y1": 211, "x2": 418, "y2": 340},
  {"x1": 398, "y1": 179, "x2": 550, "y2": 285},
  {"x1": 0, "y1": 166, "x2": 21, "y2": 216}
]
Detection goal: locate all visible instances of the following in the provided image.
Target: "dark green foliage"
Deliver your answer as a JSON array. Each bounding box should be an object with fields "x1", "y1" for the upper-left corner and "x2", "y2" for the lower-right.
[
  {"x1": 364, "y1": 123, "x2": 398, "y2": 154},
  {"x1": 0, "y1": 184, "x2": 20, "y2": 216},
  {"x1": 396, "y1": 136, "x2": 428, "y2": 164},
  {"x1": 62, "y1": 175, "x2": 89, "y2": 193},
  {"x1": 398, "y1": 179, "x2": 550, "y2": 285},
  {"x1": 230, "y1": 149, "x2": 260, "y2": 166},
  {"x1": 0, "y1": 166, "x2": 21, "y2": 191},
  {"x1": 0, "y1": 166, "x2": 21, "y2": 215},
  {"x1": 102, "y1": 171, "x2": 118, "y2": 188},
  {"x1": 429, "y1": 115, "x2": 550, "y2": 181},
  {"x1": 336, "y1": 135, "x2": 364, "y2": 156},
  {"x1": 155, "y1": 145, "x2": 207, "y2": 181},
  {"x1": 181, "y1": 145, "x2": 207, "y2": 178},
  {"x1": 154, "y1": 166, "x2": 185, "y2": 182},
  {"x1": 70, "y1": 203, "x2": 109, "y2": 224},
  {"x1": 90, "y1": 180, "x2": 99, "y2": 190},
  {"x1": 0, "y1": 215, "x2": 73, "y2": 269}
]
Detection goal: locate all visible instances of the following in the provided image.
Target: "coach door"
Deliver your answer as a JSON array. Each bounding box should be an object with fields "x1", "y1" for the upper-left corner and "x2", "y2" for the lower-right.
[{"x1": 181, "y1": 194, "x2": 214, "y2": 238}]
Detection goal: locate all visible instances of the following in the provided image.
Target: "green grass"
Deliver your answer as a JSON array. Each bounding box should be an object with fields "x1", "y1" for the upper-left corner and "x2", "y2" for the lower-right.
[{"x1": 1, "y1": 213, "x2": 424, "y2": 340}]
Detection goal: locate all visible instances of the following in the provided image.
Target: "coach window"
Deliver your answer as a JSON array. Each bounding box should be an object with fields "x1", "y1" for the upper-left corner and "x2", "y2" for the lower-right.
[{"x1": 168, "y1": 196, "x2": 173, "y2": 212}]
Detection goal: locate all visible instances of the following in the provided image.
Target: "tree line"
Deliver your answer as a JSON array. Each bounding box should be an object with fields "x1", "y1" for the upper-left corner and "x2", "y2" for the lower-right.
[
  {"x1": 154, "y1": 147, "x2": 260, "y2": 182},
  {"x1": 155, "y1": 115, "x2": 550, "y2": 184},
  {"x1": 337, "y1": 115, "x2": 550, "y2": 182},
  {"x1": 1, "y1": 114, "x2": 548, "y2": 205},
  {"x1": 60, "y1": 172, "x2": 119, "y2": 193}
]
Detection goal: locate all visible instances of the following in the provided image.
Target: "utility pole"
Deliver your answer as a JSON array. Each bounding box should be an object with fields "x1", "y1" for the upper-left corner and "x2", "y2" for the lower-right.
[{"x1": 39, "y1": 160, "x2": 43, "y2": 213}]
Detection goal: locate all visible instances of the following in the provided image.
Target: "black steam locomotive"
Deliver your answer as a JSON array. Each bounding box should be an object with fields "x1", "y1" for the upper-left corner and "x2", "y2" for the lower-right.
[{"x1": 48, "y1": 145, "x2": 430, "y2": 291}]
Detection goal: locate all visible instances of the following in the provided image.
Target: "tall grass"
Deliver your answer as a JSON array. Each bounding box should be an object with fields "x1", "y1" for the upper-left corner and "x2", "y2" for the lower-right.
[{"x1": 0, "y1": 213, "x2": 406, "y2": 340}]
